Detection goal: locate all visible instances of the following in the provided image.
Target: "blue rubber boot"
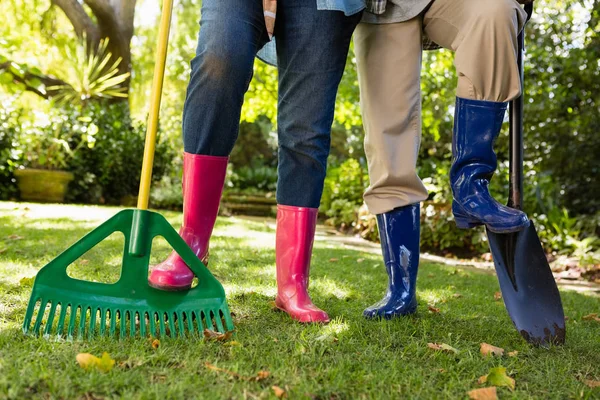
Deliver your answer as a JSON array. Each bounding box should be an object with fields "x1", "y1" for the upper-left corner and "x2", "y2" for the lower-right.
[
  {"x1": 451, "y1": 97, "x2": 529, "y2": 234},
  {"x1": 364, "y1": 204, "x2": 420, "y2": 319}
]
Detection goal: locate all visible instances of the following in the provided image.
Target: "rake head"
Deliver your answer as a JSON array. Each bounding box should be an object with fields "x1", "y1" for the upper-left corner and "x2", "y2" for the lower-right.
[{"x1": 23, "y1": 209, "x2": 234, "y2": 340}]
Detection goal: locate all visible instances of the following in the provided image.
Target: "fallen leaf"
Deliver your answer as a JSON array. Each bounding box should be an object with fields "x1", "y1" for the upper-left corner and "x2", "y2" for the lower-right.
[
  {"x1": 203, "y1": 329, "x2": 234, "y2": 342},
  {"x1": 151, "y1": 339, "x2": 160, "y2": 349},
  {"x1": 224, "y1": 341, "x2": 241, "y2": 347},
  {"x1": 452, "y1": 293, "x2": 463, "y2": 298},
  {"x1": 480, "y1": 343, "x2": 505, "y2": 357},
  {"x1": 508, "y1": 351, "x2": 519, "y2": 357},
  {"x1": 468, "y1": 387, "x2": 497, "y2": 400},
  {"x1": 582, "y1": 313, "x2": 600, "y2": 322},
  {"x1": 480, "y1": 367, "x2": 515, "y2": 390},
  {"x1": 205, "y1": 363, "x2": 270, "y2": 382},
  {"x1": 427, "y1": 343, "x2": 459, "y2": 354},
  {"x1": 256, "y1": 371, "x2": 270, "y2": 381},
  {"x1": 357, "y1": 258, "x2": 365, "y2": 263},
  {"x1": 19, "y1": 277, "x2": 34, "y2": 287},
  {"x1": 76, "y1": 352, "x2": 115, "y2": 372},
  {"x1": 7, "y1": 235, "x2": 24, "y2": 240},
  {"x1": 427, "y1": 273, "x2": 435, "y2": 278},
  {"x1": 428, "y1": 305, "x2": 440, "y2": 313},
  {"x1": 583, "y1": 379, "x2": 600, "y2": 388},
  {"x1": 494, "y1": 292, "x2": 502, "y2": 301},
  {"x1": 329, "y1": 258, "x2": 339, "y2": 262},
  {"x1": 272, "y1": 386, "x2": 287, "y2": 398},
  {"x1": 79, "y1": 259, "x2": 89, "y2": 265}
]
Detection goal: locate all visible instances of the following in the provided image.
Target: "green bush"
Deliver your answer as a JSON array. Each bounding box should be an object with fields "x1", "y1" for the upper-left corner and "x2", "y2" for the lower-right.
[
  {"x1": 321, "y1": 158, "x2": 368, "y2": 228},
  {"x1": 0, "y1": 100, "x2": 20, "y2": 200},
  {"x1": 66, "y1": 102, "x2": 174, "y2": 204}
]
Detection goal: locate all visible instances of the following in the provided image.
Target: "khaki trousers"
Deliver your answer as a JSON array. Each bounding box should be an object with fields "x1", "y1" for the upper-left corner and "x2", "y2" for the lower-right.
[{"x1": 355, "y1": 0, "x2": 527, "y2": 215}]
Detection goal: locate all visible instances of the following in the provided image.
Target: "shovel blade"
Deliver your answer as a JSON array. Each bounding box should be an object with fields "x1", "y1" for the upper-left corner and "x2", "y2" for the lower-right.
[{"x1": 486, "y1": 221, "x2": 565, "y2": 346}]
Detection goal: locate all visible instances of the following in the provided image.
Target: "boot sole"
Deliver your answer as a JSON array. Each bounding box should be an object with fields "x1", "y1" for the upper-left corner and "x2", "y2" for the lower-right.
[{"x1": 148, "y1": 282, "x2": 192, "y2": 291}]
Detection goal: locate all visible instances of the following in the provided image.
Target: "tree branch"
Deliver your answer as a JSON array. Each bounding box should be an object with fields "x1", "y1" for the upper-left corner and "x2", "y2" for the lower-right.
[
  {"x1": 51, "y1": 0, "x2": 100, "y2": 45},
  {"x1": 84, "y1": 0, "x2": 120, "y2": 35},
  {"x1": 0, "y1": 61, "x2": 70, "y2": 99}
]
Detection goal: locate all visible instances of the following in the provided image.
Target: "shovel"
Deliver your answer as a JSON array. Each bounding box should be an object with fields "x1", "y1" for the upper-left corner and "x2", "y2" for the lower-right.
[
  {"x1": 22, "y1": 0, "x2": 234, "y2": 340},
  {"x1": 486, "y1": 2, "x2": 565, "y2": 347}
]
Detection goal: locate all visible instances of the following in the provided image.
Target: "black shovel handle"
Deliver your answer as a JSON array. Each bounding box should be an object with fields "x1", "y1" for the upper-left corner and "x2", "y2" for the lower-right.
[{"x1": 508, "y1": 2, "x2": 533, "y2": 211}]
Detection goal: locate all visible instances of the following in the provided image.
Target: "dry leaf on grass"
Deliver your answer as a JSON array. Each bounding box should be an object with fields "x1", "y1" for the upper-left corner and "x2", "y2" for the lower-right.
[
  {"x1": 329, "y1": 258, "x2": 339, "y2": 263},
  {"x1": 478, "y1": 367, "x2": 515, "y2": 390},
  {"x1": 7, "y1": 235, "x2": 24, "y2": 240},
  {"x1": 427, "y1": 273, "x2": 435, "y2": 278},
  {"x1": 203, "y1": 329, "x2": 234, "y2": 342},
  {"x1": 205, "y1": 363, "x2": 270, "y2": 382},
  {"x1": 582, "y1": 313, "x2": 600, "y2": 322},
  {"x1": 224, "y1": 341, "x2": 241, "y2": 347},
  {"x1": 468, "y1": 387, "x2": 498, "y2": 400},
  {"x1": 508, "y1": 351, "x2": 519, "y2": 357},
  {"x1": 452, "y1": 293, "x2": 463, "y2": 298},
  {"x1": 357, "y1": 258, "x2": 365, "y2": 263},
  {"x1": 272, "y1": 386, "x2": 287, "y2": 398},
  {"x1": 480, "y1": 343, "x2": 504, "y2": 357},
  {"x1": 494, "y1": 292, "x2": 503, "y2": 301},
  {"x1": 427, "y1": 343, "x2": 459, "y2": 354},
  {"x1": 151, "y1": 339, "x2": 160, "y2": 349},
  {"x1": 428, "y1": 305, "x2": 440, "y2": 313},
  {"x1": 583, "y1": 379, "x2": 600, "y2": 388},
  {"x1": 76, "y1": 352, "x2": 115, "y2": 372}
]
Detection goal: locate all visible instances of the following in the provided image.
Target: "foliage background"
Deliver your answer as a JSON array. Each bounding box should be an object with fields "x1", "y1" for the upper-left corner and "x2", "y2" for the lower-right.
[{"x1": 0, "y1": 0, "x2": 598, "y2": 263}]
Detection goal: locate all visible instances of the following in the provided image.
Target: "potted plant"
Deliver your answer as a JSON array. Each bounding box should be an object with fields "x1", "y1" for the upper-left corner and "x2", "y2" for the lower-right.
[{"x1": 14, "y1": 112, "x2": 98, "y2": 203}]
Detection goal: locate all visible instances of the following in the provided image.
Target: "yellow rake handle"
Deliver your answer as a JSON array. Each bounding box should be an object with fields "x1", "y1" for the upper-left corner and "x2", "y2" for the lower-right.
[{"x1": 137, "y1": 0, "x2": 174, "y2": 210}]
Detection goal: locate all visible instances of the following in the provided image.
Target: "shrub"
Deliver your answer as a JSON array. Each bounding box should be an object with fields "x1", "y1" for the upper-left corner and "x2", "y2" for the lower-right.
[
  {"x1": 0, "y1": 100, "x2": 20, "y2": 199},
  {"x1": 66, "y1": 102, "x2": 174, "y2": 204}
]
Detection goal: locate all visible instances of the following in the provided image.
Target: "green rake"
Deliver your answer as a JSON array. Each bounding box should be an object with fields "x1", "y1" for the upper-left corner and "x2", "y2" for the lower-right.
[{"x1": 22, "y1": 0, "x2": 234, "y2": 340}]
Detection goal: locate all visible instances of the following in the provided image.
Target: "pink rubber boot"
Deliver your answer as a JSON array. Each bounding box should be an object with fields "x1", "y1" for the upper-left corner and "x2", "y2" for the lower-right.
[
  {"x1": 275, "y1": 205, "x2": 330, "y2": 323},
  {"x1": 149, "y1": 153, "x2": 228, "y2": 291}
]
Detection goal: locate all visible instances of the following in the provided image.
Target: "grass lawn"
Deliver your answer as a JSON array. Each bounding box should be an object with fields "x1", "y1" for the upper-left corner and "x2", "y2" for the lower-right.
[{"x1": 0, "y1": 201, "x2": 599, "y2": 399}]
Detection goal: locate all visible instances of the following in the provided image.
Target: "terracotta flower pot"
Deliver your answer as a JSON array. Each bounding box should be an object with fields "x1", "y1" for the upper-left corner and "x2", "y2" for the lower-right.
[{"x1": 14, "y1": 168, "x2": 74, "y2": 203}]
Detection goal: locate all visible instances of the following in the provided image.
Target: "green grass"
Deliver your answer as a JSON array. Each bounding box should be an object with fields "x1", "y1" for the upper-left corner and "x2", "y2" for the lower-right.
[{"x1": 0, "y1": 201, "x2": 599, "y2": 399}]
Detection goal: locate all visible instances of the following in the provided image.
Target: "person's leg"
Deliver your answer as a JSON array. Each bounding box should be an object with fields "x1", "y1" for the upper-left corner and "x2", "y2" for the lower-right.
[
  {"x1": 354, "y1": 19, "x2": 426, "y2": 319},
  {"x1": 149, "y1": 0, "x2": 268, "y2": 290},
  {"x1": 273, "y1": 1, "x2": 361, "y2": 323},
  {"x1": 424, "y1": 0, "x2": 530, "y2": 233}
]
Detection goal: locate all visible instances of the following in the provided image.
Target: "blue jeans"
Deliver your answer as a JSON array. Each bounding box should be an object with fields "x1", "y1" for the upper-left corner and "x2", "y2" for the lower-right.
[{"x1": 182, "y1": 0, "x2": 361, "y2": 208}]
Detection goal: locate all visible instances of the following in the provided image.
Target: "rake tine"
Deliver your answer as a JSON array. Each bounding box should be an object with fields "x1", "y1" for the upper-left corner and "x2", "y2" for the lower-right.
[
  {"x1": 150, "y1": 313, "x2": 157, "y2": 337},
  {"x1": 32, "y1": 299, "x2": 47, "y2": 335},
  {"x1": 177, "y1": 312, "x2": 185, "y2": 337},
  {"x1": 88, "y1": 308, "x2": 98, "y2": 338},
  {"x1": 159, "y1": 314, "x2": 166, "y2": 337},
  {"x1": 140, "y1": 312, "x2": 147, "y2": 337},
  {"x1": 204, "y1": 310, "x2": 216, "y2": 331},
  {"x1": 67, "y1": 305, "x2": 79, "y2": 340},
  {"x1": 120, "y1": 310, "x2": 126, "y2": 339},
  {"x1": 78, "y1": 306, "x2": 88, "y2": 340},
  {"x1": 129, "y1": 311, "x2": 136, "y2": 337},
  {"x1": 109, "y1": 310, "x2": 117, "y2": 337},
  {"x1": 222, "y1": 307, "x2": 235, "y2": 332},
  {"x1": 186, "y1": 312, "x2": 194, "y2": 335},
  {"x1": 56, "y1": 304, "x2": 68, "y2": 338},
  {"x1": 43, "y1": 302, "x2": 58, "y2": 337},
  {"x1": 23, "y1": 296, "x2": 38, "y2": 334},
  {"x1": 99, "y1": 309, "x2": 107, "y2": 336},
  {"x1": 195, "y1": 311, "x2": 203, "y2": 332},
  {"x1": 168, "y1": 314, "x2": 176, "y2": 337},
  {"x1": 214, "y1": 310, "x2": 225, "y2": 333}
]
